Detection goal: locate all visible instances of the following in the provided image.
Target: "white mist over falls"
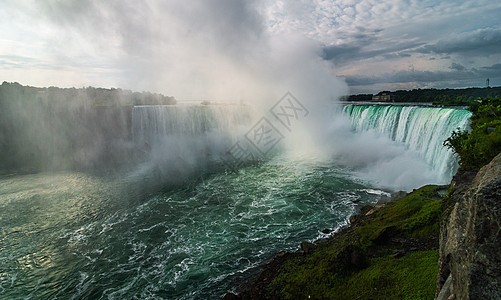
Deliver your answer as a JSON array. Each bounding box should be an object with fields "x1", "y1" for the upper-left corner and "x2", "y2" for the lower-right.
[
  {"x1": 130, "y1": 102, "x2": 471, "y2": 192},
  {"x1": 0, "y1": 98, "x2": 472, "y2": 299},
  {"x1": 0, "y1": 1, "x2": 474, "y2": 299}
]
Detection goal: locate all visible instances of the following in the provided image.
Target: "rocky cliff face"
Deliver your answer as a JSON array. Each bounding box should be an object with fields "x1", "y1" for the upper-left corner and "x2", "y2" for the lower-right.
[{"x1": 437, "y1": 153, "x2": 501, "y2": 299}]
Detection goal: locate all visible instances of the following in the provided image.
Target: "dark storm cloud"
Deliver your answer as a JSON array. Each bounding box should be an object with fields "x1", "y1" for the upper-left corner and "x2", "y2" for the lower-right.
[
  {"x1": 450, "y1": 63, "x2": 466, "y2": 71},
  {"x1": 321, "y1": 27, "x2": 380, "y2": 63},
  {"x1": 482, "y1": 64, "x2": 501, "y2": 71},
  {"x1": 343, "y1": 70, "x2": 462, "y2": 86},
  {"x1": 345, "y1": 62, "x2": 501, "y2": 88},
  {"x1": 382, "y1": 53, "x2": 412, "y2": 59},
  {"x1": 416, "y1": 28, "x2": 501, "y2": 57},
  {"x1": 322, "y1": 41, "x2": 423, "y2": 65},
  {"x1": 322, "y1": 44, "x2": 362, "y2": 62},
  {"x1": 324, "y1": 27, "x2": 501, "y2": 67},
  {"x1": 479, "y1": 63, "x2": 501, "y2": 79}
]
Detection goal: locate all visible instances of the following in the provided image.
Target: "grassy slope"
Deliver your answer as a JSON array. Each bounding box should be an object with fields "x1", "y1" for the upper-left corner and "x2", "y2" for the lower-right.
[{"x1": 263, "y1": 185, "x2": 443, "y2": 299}]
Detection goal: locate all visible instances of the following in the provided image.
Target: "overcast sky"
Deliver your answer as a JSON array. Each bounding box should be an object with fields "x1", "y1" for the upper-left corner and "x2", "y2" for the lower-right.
[{"x1": 1, "y1": 0, "x2": 500, "y2": 98}]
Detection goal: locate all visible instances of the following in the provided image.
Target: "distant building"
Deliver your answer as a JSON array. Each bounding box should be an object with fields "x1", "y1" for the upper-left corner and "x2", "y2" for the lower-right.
[{"x1": 372, "y1": 92, "x2": 395, "y2": 102}]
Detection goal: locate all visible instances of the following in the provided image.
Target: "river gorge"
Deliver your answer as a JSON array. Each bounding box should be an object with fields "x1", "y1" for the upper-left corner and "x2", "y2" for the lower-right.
[{"x1": 0, "y1": 102, "x2": 471, "y2": 299}]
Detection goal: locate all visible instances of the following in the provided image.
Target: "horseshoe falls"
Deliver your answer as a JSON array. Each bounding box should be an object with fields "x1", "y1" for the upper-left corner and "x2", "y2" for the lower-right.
[
  {"x1": 0, "y1": 104, "x2": 472, "y2": 299},
  {"x1": 340, "y1": 105, "x2": 471, "y2": 189}
]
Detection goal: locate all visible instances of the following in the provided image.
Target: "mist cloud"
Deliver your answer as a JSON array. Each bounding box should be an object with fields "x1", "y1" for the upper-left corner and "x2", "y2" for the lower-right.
[
  {"x1": 2, "y1": 0, "x2": 501, "y2": 93},
  {"x1": 2, "y1": 1, "x2": 480, "y2": 192}
]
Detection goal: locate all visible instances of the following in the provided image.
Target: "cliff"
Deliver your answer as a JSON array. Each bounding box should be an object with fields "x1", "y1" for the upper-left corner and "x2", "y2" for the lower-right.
[{"x1": 437, "y1": 152, "x2": 501, "y2": 299}]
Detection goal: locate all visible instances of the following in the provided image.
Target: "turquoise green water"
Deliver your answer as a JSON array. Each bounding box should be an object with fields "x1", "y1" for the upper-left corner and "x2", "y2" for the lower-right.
[
  {"x1": 1, "y1": 105, "x2": 472, "y2": 299},
  {"x1": 0, "y1": 156, "x2": 386, "y2": 299}
]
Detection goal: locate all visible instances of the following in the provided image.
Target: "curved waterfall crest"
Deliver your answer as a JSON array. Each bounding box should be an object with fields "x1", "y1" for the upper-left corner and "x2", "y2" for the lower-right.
[
  {"x1": 132, "y1": 105, "x2": 251, "y2": 146},
  {"x1": 129, "y1": 104, "x2": 472, "y2": 187},
  {"x1": 342, "y1": 105, "x2": 472, "y2": 180}
]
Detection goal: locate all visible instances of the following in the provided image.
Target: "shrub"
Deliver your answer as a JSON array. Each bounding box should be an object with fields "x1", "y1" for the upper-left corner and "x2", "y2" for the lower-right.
[{"x1": 444, "y1": 98, "x2": 501, "y2": 170}]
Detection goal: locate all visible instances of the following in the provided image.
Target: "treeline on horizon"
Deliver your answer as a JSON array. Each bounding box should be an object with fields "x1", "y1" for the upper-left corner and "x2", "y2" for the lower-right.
[
  {"x1": 0, "y1": 82, "x2": 175, "y2": 173},
  {"x1": 344, "y1": 86, "x2": 501, "y2": 106},
  {"x1": 0, "y1": 81, "x2": 177, "y2": 107}
]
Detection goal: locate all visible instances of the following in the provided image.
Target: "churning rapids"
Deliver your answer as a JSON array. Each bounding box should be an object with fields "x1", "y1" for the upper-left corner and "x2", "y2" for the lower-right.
[{"x1": 0, "y1": 104, "x2": 471, "y2": 299}]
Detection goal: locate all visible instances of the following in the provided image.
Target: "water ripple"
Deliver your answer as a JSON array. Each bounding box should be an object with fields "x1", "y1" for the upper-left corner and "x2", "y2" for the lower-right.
[{"x1": 0, "y1": 158, "x2": 388, "y2": 299}]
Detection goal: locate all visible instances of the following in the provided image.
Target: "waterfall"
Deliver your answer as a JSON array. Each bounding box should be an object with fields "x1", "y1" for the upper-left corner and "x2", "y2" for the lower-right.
[
  {"x1": 130, "y1": 103, "x2": 471, "y2": 187},
  {"x1": 130, "y1": 105, "x2": 253, "y2": 180},
  {"x1": 132, "y1": 105, "x2": 251, "y2": 148},
  {"x1": 342, "y1": 105, "x2": 472, "y2": 180}
]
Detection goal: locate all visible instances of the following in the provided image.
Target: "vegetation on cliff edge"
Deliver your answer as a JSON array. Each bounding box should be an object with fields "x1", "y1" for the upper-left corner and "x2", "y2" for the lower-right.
[{"x1": 444, "y1": 97, "x2": 501, "y2": 170}]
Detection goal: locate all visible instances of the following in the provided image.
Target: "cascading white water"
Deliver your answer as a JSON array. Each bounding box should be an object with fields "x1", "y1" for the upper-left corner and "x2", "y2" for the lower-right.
[
  {"x1": 130, "y1": 104, "x2": 254, "y2": 180},
  {"x1": 132, "y1": 105, "x2": 251, "y2": 147},
  {"x1": 342, "y1": 105, "x2": 472, "y2": 180},
  {"x1": 130, "y1": 103, "x2": 471, "y2": 189}
]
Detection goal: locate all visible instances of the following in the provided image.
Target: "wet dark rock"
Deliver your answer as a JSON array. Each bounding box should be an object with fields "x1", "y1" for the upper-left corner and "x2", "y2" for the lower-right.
[
  {"x1": 370, "y1": 226, "x2": 399, "y2": 245},
  {"x1": 349, "y1": 214, "x2": 359, "y2": 224},
  {"x1": 274, "y1": 251, "x2": 288, "y2": 258},
  {"x1": 437, "y1": 153, "x2": 501, "y2": 299},
  {"x1": 321, "y1": 228, "x2": 332, "y2": 234},
  {"x1": 300, "y1": 241, "x2": 316, "y2": 254},
  {"x1": 393, "y1": 249, "x2": 405, "y2": 259},
  {"x1": 350, "y1": 247, "x2": 368, "y2": 269},
  {"x1": 436, "y1": 186, "x2": 449, "y2": 197},
  {"x1": 334, "y1": 245, "x2": 368, "y2": 273}
]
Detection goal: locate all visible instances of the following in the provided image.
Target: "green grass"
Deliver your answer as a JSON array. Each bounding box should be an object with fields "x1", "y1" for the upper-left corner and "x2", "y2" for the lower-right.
[
  {"x1": 335, "y1": 250, "x2": 439, "y2": 300},
  {"x1": 268, "y1": 249, "x2": 439, "y2": 300},
  {"x1": 266, "y1": 185, "x2": 443, "y2": 299},
  {"x1": 359, "y1": 185, "x2": 442, "y2": 247}
]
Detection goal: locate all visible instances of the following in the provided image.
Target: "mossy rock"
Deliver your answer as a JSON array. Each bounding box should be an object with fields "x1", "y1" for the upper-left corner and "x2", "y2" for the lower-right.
[{"x1": 369, "y1": 225, "x2": 400, "y2": 244}]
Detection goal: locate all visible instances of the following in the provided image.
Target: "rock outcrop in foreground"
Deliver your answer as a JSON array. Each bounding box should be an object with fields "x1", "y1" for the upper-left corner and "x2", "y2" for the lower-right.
[{"x1": 437, "y1": 153, "x2": 501, "y2": 299}]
